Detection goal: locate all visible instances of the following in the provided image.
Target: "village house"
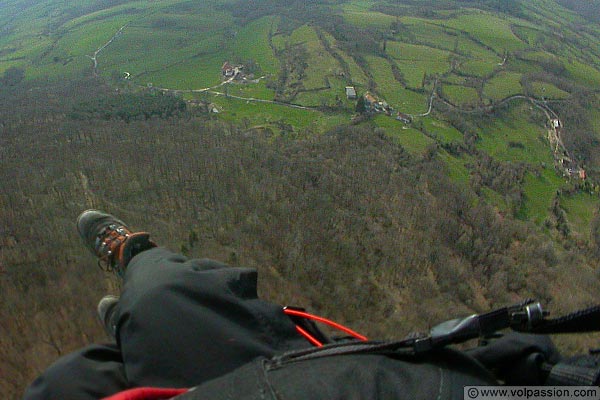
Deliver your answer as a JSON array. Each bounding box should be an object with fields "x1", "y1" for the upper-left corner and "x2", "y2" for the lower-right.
[
  {"x1": 567, "y1": 168, "x2": 587, "y2": 180},
  {"x1": 551, "y1": 119, "x2": 561, "y2": 129},
  {"x1": 363, "y1": 92, "x2": 391, "y2": 114},
  {"x1": 364, "y1": 92, "x2": 377, "y2": 110},
  {"x1": 396, "y1": 112, "x2": 412, "y2": 124},
  {"x1": 345, "y1": 86, "x2": 357, "y2": 100},
  {"x1": 221, "y1": 61, "x2": 248, "y2": 81},
  {"x1": 221, "y1": 62, "x2": 235, "y2": 78}
]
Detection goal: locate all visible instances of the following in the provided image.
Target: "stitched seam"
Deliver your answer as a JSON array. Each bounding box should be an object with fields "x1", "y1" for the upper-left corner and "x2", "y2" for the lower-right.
[
  {"x1": 259, "y1": 358, "x2": 281, "y2": 400},
  {"x1": 436, "y1": 367, "x2": 445, "y2": 400}
]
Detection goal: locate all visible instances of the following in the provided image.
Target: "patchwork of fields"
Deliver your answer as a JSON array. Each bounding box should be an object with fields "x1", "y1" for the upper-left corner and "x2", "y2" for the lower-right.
[{"x1": 2, "y1": 0, "x2": 600, "y2": 234}]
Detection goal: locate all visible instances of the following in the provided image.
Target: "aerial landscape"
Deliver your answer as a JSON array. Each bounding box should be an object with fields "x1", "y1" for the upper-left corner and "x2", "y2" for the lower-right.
[{"x1": 1, "y1": 0, "x2": 600, "y2": 397}]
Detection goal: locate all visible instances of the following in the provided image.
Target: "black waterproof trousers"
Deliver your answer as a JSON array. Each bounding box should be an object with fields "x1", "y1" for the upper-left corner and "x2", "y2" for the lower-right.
[{"x1": 23, "y1": 248, "x2": 308, "y2": 400}]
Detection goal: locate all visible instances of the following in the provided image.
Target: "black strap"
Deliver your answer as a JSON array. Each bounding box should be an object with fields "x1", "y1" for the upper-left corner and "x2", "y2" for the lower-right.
[
  {"x1": 268, "y1": 339, "x2": 416, "y2": 369},
  {"x1": 525, "y1": 305, "x2": 600, "y2": 334},
  {"x1": 271, "y1": 302, "x2": 600, "y2": 371}
]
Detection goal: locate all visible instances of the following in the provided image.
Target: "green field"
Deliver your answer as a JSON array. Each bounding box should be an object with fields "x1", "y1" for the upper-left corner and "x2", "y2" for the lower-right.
[
  {"x1": 441, "y1": 13, "x2": 528, "y2": 53},
  {"x1": 292, "y1": 25, "x2": 340, "y2": 90},
  {"x1": 422, "y1": 119, "x2": 464, "y2": 144},
  {"x1": 442, "y1": 74, "x2": 468, "y2": 85},
  {"x1": 0, "y1": 60, "x2": 22, "y2": 76},
  {"x1": 386, "y1": 42, "x2": 450, "y2": 62},
  {"x1": 564, "y1": 60, "x2": 600, "y2": 87},
  {"x1": 234, "y1": 16, "x2": 280, "y2": 75},
  {"x1": 224, "y1": 81, "x2": 276, "y2": 101},
  {"x1": 505, "y1": 58, "x2": 543, "y2": 74},
  {"x1": 366, "y1": 55, "x2": 428, "y2": 113},
  {"x1": 341, "y1": 0, "x2": 378, "y2": 13},
  {"x1": 476, "y1": 103, "x2": 552, "y2": 165},
  {"x1": 272, "y1": 23, "x2": 343, "y2": 94},
  {"x1": 438, "y1": 151, "x2": 472, "y2": 185},
  {"x1": 386, "y1": 42, "x2": 451, "y2": 88},
  {"x1": 397, "y1": 18, "x2": 463, "y2": 53},
  {"x1": 484, "y1": 72, "x2": 523, "y2": 101},
  {"x1": 395, "y1": 60, "x2": 447, "y2": 88},
  {"x1": 28, "y1": 57, "x2": 90, "y2": 80},
  {"x1": 60, "y1": 2, "x2": 143, "y2": 30},
  {"x1": 561, "y1": 193, "x2": 600, "y2": 240},
  {"x1": 102, "y1": 28, "x2": 224, "y2": 78},
  {"x1": 530, "y1": 82, "x2": 570, "y2": 99},
  {"x1": 458, "y1": 59, "x2": 497, "y2": 77},
  {"x1": 208, "y1": 93, "x2": 349, "y2": 132},
  {"x1": 442, "y1": 84, "x2": 479, "y2": 106},
  {"x1": 336, "y1": 46, "x2": 369, "y2": 87},
  {"x1": 512, "y1": 25, "x2": 544, "y2": 46},
  {"x1": 343, "y1": 11, "x2": 396, "y2": 28},
  {"x1": 375, "y1": 115, "x2": 435, "y2": 155},
  {"x1": 143, "y1": 54, "x2": 224, "y2": 90},
  {"x1": 0, "y1": 35, "x2": 53, "y2": 63},
  {"x1": 521, "y1": 169, "x2": 567, "y2": 224}
]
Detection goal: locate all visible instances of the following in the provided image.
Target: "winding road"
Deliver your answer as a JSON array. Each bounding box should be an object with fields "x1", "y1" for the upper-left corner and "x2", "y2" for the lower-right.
[{"x1": 87, "y1": 24, "x2": 128, "y2": 76}]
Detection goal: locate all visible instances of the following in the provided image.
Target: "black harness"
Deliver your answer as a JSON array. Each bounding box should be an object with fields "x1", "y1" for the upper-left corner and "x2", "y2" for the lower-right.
[{"x1": 279, "y1": 300, "x2": 600, "y2": 385}]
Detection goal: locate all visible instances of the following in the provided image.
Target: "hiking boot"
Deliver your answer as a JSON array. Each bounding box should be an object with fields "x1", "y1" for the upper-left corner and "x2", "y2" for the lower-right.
[
  {"x1": 97, "y1": 295, "x2": 119, "y2": 339},
  {"x1": 77, "y1": 209, "x2": 156, "y2": 276}
]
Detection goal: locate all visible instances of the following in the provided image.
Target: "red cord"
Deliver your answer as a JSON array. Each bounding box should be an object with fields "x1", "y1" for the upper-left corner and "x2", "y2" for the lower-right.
[
  {"x1": 102, "y1": 387, "x2": 188, "y2": 400},
  {"x1": 284, "y1": 308, "x2": 368, "y2": 345},
  {"x1": 295, "y1": 325, "x2": 324, "y2": 347}
]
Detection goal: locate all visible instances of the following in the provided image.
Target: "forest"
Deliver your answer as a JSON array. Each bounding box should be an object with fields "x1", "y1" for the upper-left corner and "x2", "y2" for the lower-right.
[{"x1": 2, "y1": 76, "x2": 600, "y2": 398}]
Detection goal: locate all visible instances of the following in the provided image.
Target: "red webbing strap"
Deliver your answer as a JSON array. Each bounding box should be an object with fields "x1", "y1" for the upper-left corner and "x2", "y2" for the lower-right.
[{"x1": 102, "y1": 387, "x2": 188, "y2": 400}]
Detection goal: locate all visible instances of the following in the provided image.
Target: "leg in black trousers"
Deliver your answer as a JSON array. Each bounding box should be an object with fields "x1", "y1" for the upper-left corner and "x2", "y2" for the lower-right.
[
  {"x1": 23, "y1": 248, "x2": 306, "y2": 399},
  {"x1": 22, "y1": 344, "x2": 127, "y2": 400},
  {"x1": 117, "y1": 247, "x2": 306, "y2": 387}
]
